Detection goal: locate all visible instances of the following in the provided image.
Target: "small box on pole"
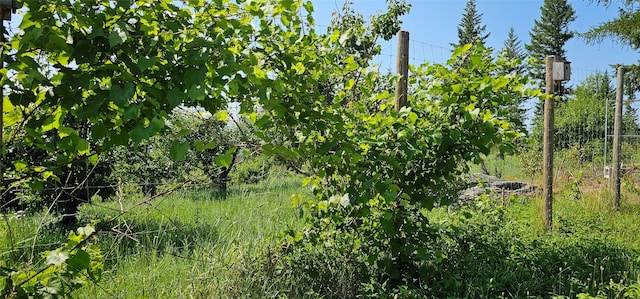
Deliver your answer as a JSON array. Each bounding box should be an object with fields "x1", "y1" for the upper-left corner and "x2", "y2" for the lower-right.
[{"x1": 553, "y1": 61, "x2": 571, "y2": 81}]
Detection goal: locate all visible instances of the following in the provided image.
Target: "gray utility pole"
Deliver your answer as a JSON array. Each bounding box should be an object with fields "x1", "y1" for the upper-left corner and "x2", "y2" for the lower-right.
[{"x1": 612, "y1": 66, "x2": 625, "y2": 209}]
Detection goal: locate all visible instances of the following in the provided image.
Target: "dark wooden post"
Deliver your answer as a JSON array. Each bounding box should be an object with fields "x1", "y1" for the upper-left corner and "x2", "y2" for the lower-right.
[
  {"x1": 395, "y1": 30, "x2": 409, "y2": 111},
  {"x1": 543, "y1": 55, "x2": 556, "y2": 231}
]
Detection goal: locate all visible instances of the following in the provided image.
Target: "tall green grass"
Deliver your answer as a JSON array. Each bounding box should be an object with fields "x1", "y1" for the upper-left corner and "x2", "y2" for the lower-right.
[
  {"x1": 4, "y1": 152, "x2": 640, "y2": 298},
  {"x1": 1, "y1": 173, "x2": 307, "y2": 298}
]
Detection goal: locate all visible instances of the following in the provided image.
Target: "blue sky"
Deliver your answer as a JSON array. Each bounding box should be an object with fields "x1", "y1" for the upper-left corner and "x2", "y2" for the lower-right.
[{"x1": 310, "y1": 0, "x2": 638, "y2": 84}]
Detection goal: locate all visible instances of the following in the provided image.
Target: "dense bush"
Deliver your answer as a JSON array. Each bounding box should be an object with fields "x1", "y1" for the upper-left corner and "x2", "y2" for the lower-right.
[
  {"x1": 251, "y1": 44, "x2": 539, "y2": 296},
  {"x1": 249, "y1": 196, "x2": 637, "y2": 298}
]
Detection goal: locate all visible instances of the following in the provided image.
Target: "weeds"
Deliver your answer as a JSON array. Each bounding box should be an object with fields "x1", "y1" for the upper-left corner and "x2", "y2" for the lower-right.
[{"x1": 3, "y1": 156, "x2": 640, "y2": 298}]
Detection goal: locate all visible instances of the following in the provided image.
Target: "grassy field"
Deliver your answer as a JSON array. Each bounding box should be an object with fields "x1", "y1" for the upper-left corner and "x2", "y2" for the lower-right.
[
  {"x1": 1, "y1": 174, "x2": 307, "y2": 298},
  {"x1": 3, "y1": 153, "x2": 640, "y2": 298}
]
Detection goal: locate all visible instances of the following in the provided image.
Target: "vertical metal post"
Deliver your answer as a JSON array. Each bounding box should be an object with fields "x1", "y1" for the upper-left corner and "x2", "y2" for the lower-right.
[
  {"x1": 612, "y1": 66, "x2": 625, "y2": 209},
  {"x1": 395, "y1": 30, "x2": 409, "y2": 111},
  {"x1": 543, "y1": 55, "x2": 556, "y2": 231}
]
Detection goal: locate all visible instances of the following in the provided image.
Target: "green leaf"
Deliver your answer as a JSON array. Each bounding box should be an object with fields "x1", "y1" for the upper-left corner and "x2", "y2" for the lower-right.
[
  {"x1": 123, "y1": 104, "x2": 140, "y2": 121},
  {"x1": 195, "y1": 140, "x2": 217, "y2": 151},
  {"x1": 214, "y1": 148, "x2": 236, "y2": 168},
  {"x1": 66, "y1": 250, "x2": 91, "y2": 270},
  {"x1": 344, "y1": 56, "x2": 358, "y2": 72},
  {"x1": 187, "y1": 85, "x2": 206, "y2": 101},
  {"x1": 138, "y1": 57, "x2": 160, "y2": 72},
  {"x1": 150, "y1": 117, "x2": 165, "y2": 132},
  {"x1": 166, "y1": 89, "x2": 185, "y2": 109},
  {"x1": 253, "y1": 66, "x2": 267, "y2": 79},
  {"x1": 46, "y1": 250, "x2": 69, "y2": 266},
  {"x1": 292, "y1": 62, "x2": 305, "y2": 75},
  {"x1": 215, "y1": 110, "x2": 228, "y2": 122},
  {"x1": 42, "y1": 107, "x2": 64, "y2": 132},
  {"x1": 109, "y1": 26, "x2": 128, "y2": 48},
  {"x1": 77, "y1": 138, "x2": 91, "y2": 155},
  {"x1": 79, "y1": 99, "x2": 105, "y2": 119},
  {"x1": 14, "y1": 160, "x2": 28, "y2": 171},
  {"x1": 193, "y1": 140, "x2": 205, "y2": 151},
  {"x1": 170, "y1": 141, "x2": 189, "y2": 161},
  {"x1": 110, "y1": 83, "x2": 135, "y2": 107},
  {"x1": 129, "y1": 124, "x2": 153, "y2": 144},
  {"x1": 117, "y1": 0, "x2": 132, "y2": 8},
  {"x1": 304, "y1": 1, "x2": 314, "y2": 14}
]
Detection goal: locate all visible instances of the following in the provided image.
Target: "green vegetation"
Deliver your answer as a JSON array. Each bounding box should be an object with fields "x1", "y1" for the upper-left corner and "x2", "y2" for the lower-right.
[
  {"x1": 3, "y1": 0, "x2": 640, "y2": 298},
  {"x1": 3, "y1": 161, "x2": 640, "y2": 298}
]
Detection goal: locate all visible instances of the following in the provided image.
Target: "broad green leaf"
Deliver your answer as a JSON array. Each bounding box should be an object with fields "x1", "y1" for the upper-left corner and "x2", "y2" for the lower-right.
[
  {"x1": 344, "y1": 56, "x2": 358, "y2": 72},
  {"x1": 117, "y1": 0, "x2": 132, "y2": 9},
  {"x1": 129, "y1": 124, "x2": 153, "y2": 144},
  {"x1": 203, "y1": 140, "x2": 217, "y2": 150},
  {"x1": 215, "y1": 110, "x2": 228, "y2": 122},
  {"x1": 167, "y1": 88, "x2": 186, "y2": 108},
  {"x1": 193, "y1": 140, "x2": 205, "y2": 151},
  {"x1": 77, "y1": 224, "x2": 96, "y2": 237},
  {"x1": 193, "y1": 140, "x2": 217, "y2": 152},
  {"x1": 169, "y1": 141, "x2": 189, "y2": 161},
  {"x1": 78, "y1": 99, "x2": 105, "y2": 119},
  {"x1": 329, "y1": 30, "x2": 340, "y2": 42},
  {"x1": 46, "y1": 250, "x2": 69, "y2": 266},
  {"x1": 58, "y1": 127, "x2": 76, "y2": 138},
  {"x1": 138, "y1": 57, "x2": 160, "y2": 72},
  {"x1": 110, "y1": 83, "x2": 135, "y2": 107},
  {"x1": 303, "y1": 1, "x2": 314, "y2": 14},
  {"x1": 187, "y1": 85, "x2": 206, "y2": 101},
  {"x1": 42, "y1": 171, "x2": 54, "y2": 180},
  {"x1": 150, "y1": 117, "x2": 165, "y2": 132},
  {"x1": 3, "y1": 96, "x2": 14, "y2": 112},
  {"x1": 42, "y1": 107, "x2": 64, "y2": 132},
  {"x1": 253, "y1": 66, "x2": 267, "y2": 79},
  {"x1": 109, "y1": 26, "x2": 128, "y2": 48},
  {"x1": 77, "y1": 138, "x2": 91, "y2": 155},
  {"x1": 345, "y1": 78, "x2": 355, "y2": 90},
  {"x1": 67, "y1": 250, "x2": 91, "y2": 270},
  {"x1": 123, "y1": 104, "x2": 140, "y2": 121},
  {"x1": 292, "y1": 62, "x2": 305, "y2": 75},
  {"x1": 14, "y1": 160, "x2": 28, "y2": 171},
  {"x1": 214, "y1": 148, "x2": 236, "y2": 168}
]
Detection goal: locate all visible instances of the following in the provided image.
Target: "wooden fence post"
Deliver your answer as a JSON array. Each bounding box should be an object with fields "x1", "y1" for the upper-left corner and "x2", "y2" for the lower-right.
[
  {"x1": 612, "y1": 66, "x2": 625, "y2": 209},
  {"x1": 543, "y1": 55, "x2": 556, "y2": 231},
  {"x1": 395, "y1": 30, "x2": 409, "y2": 111}
]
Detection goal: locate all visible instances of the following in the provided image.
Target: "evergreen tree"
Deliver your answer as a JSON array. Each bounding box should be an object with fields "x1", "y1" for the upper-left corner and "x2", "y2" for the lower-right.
[
  {"x1": 583, "y1": 0, "x2": 640, "y2": 50},
  {"x1": 499, "y1": 27, "x2": 527, "y2": 128},
  {"x1": 451, "y1": 0, "x2": 490, "y2": 48},
  {"x1": 525, "y1": 0, "x2": 576, "y2": 118},
  {"x1": 500, "y1": 27, "x2": 526, "y2": 73}
]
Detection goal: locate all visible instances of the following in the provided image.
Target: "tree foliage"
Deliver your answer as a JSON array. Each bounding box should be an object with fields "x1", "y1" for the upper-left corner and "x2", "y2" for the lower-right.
[
  {"x1": 499, "y1": 27, "x2": 527, "y2": 129},
  {"x1": 526, "y1": 0, "x2": 576, "y2": 72},
  {"x1": 284, "y1": 44, "x2": 538, "y2": 294},
  {"x1": 451, "y1": 0, "x2": 490, "y2": 48},
  {"x1": 2, "y1": 0, "x2": 318, "y2": 296},
  {"x1": 1, "y1": 0, "x2": 314, "y2": 208},
  {"x1": 583, "y1": 0, "x2": 640, "y2": 50},
  {"x1": 525, "y1": 0, "x2": 576, "y2": 118}
]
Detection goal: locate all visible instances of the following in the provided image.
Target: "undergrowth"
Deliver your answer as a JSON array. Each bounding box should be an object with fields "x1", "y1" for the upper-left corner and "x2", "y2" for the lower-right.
[
  {"x1": 4, "y1": 170, "x2": 640, "y2": 298},
  {"x1": 241, "y1": 193, "x2": 640, "y2": 298}
]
